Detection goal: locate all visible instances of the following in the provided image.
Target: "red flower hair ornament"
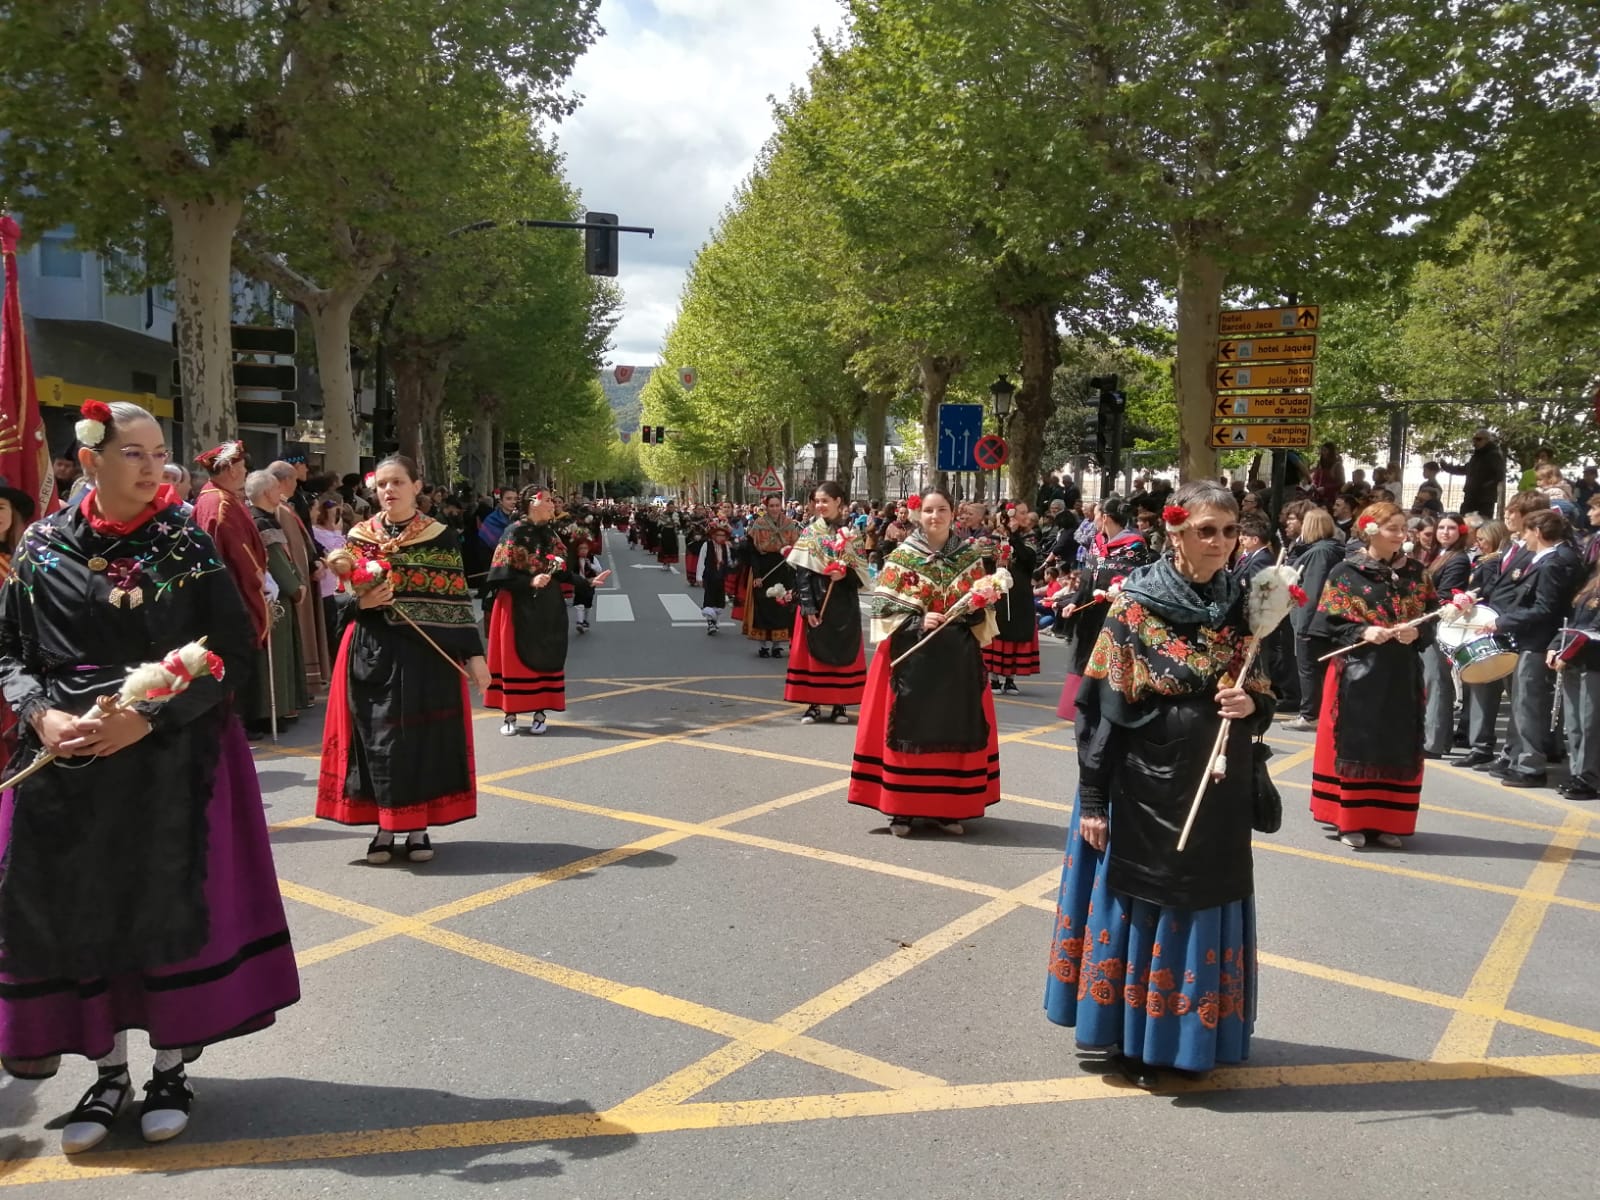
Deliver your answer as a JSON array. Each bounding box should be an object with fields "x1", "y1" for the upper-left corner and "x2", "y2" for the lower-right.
[
  {"x1": 1357, "y1": 514, "x2": 1378, "y2": 532},
  {"x1": 1162, "y1": 504, "x2": 1189, "y2": 528},
  {"x1": 907, "y1": 495, "x2": 922, "y2": 512},
  {"x1": 75, "y1": 399, "x2": 113, "y2": 448}
]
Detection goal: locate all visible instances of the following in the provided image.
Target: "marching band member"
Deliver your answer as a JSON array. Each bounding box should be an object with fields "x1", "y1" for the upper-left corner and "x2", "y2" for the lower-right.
[
  {"x1": 1422, "y1": 513, "x2": 1472, "y2": 757},
  {"x1": 848, "y1": 489, "x2": 1001, "y2": 837},
  {"x1": 785, "y1": 482, "x2": 870, "y2": 724},
  {"x1": 1551, "y1": 556, "x2": 1600, "y2": 800},
  {"x1": 0, "y1": 401, "x2": 299, "y2": 1150},
  {"x1": 1307, "y1": 502, "x2": 1444, "y2": 848},
  {"x1": 316, "y1": 455, "x2": 489, "y2": 864},
  {"x1": 1045, "y1": 481, "x2": 1273, "y2": 1089}
]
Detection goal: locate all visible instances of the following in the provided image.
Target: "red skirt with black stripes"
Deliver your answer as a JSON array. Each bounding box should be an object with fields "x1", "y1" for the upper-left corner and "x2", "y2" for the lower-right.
[
  {"x1": 1309, "y1": 662, "x2": 1421, "y2": 835},
  {"x1": 847, "y1": 648, "x2": 1001, "y2": 820},
  {"x1": 982, "y1": 633, "x2": 1041, "y2": 677},
  {"x1": 484, "y1": 591, "x2": 567, "y2": 714},
  {"x1": 783, "y1": 611, "x2": 867, "y2": 706}
]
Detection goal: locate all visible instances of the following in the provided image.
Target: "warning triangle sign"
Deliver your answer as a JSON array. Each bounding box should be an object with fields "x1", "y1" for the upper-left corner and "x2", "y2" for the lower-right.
[{"x1": 756, "y1": 467, "x2": 783, "y2": 492}]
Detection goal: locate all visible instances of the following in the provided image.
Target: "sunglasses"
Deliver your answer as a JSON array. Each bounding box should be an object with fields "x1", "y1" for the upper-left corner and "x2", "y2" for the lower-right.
[{"x1": 1187, "y1": 523, "x2": 1239, "y2": 541}]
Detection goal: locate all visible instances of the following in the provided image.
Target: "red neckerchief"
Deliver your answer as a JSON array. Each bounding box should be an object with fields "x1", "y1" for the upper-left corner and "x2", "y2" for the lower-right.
[{"x1": 80, "y1": 484, "x2": 182, "y2": 536}]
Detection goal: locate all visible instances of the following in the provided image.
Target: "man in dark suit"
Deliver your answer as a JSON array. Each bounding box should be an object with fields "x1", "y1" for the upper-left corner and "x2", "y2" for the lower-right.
[
  {"x1": 1440, "y1": 429, "x2": 1507, "y2": 519},
  {"x1": 1481, "y1": 508, "x2": 1583, "y2": 786}
]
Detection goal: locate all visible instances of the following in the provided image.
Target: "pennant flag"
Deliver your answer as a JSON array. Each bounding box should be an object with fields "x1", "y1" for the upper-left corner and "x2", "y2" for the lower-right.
[
  {"x1": 614, "y1": 365, "x2": 635, "y2": 385},
  {"x1": 0, "y1": 217, "x2": 56, "y2": 519},
  {"x1": 678, "y1": 366, "x2": 698, "y2": 391}
]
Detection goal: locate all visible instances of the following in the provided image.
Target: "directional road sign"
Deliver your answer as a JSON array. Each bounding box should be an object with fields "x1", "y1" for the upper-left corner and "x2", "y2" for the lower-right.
[
  {"x1": 1216, "y1": 335, "x2": 1318, "y2": 364},
  {"x1": 1218, "y1": 305, "x2": 1320, "y2": 336},
  {"x1": 1215, "y1": 362, "x2": 1315, "y2": 392},
  {"x1": 936, "y1": 403, "x2": 984, "y2": 472},
  {"x1": 973, "y1": 434, "x2": 1008, "y2": 470},
  {"x1": 1214, "y1": 394, "x2": 1315, "y2": 420},
  {"x1": 1211, "y1": 424, "x2": 1313, "y2": 449}
]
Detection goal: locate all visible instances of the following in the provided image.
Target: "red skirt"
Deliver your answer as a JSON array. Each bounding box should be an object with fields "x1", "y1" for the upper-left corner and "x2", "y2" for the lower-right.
[
  {"x1": 731, "y1": 566, "x2": 748, "y2": 621},
  {"x1": 983, "y1": 633, "x2": 1041, "y2": 677},
  {"x1": 1309, "y1": 662, "x2": 1421, "y2": 835},
  {"x1": 847, "y1": 649, "x2": 1001, "y2": 820},
  {"x1": 783, "y1": 611, "x2": 867, "y2": 706},
  {"x1": 1056, "y1": 673, "x2": 1083, "y2": 719},
  {"x1": 484, "y1": 591, "x2": 567, "y2": 714},
  {"x1": 687, "y1": 550, "x2": 700, "y2": 580}
]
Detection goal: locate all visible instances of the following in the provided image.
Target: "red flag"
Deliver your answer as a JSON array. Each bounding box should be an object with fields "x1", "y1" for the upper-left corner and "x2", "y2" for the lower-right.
[
  {"x1": 0, "y1": 217, "x2": 56, "y2": 518},
  {"x1": 613, "y1": 365, "x2": 635, "y2": 385}
]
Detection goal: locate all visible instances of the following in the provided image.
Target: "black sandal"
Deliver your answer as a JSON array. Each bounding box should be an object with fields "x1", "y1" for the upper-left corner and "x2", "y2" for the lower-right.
[
  {"x1": 62, "y1": 1066, "x2": 132, "y2": 1154},
  {"x1": 139, "y1": 1063, "x2": 194, "y2": 1144}
]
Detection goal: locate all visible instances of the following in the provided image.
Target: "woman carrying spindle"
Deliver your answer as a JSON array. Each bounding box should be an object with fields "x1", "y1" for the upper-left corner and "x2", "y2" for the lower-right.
[
  {"x1": 785, "y1": 482, "x2": 869, "y2": 724},
  {"x1": 316, "y1": 454, "x2": 490, "y2": 864},
  {"x1": 1045, "y1": 482, "x2": 1273, "y2": 1089}
]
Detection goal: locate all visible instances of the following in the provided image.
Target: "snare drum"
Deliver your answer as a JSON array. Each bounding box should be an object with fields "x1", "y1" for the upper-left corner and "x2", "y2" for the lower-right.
[{"x1": 1439, "y1": 603, "x2": 1516, "y2": 683}]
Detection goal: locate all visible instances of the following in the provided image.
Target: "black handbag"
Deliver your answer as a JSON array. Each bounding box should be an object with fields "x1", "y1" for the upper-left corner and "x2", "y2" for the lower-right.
[{"x1": 1251, "y1": 739, "x2": 1282, "y2": 834}]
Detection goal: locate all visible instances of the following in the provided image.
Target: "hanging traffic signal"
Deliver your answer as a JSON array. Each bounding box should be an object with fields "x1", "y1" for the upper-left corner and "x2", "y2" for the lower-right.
[
  {"x1": 585, "y1": 212, "x2": 619, "y2": 277},
  {"x1": 655, "y1": 425, "x2": 666, "y2": 444},
  {"x1": 640, "y1": 426, "x2": 653, "y2": 444}
]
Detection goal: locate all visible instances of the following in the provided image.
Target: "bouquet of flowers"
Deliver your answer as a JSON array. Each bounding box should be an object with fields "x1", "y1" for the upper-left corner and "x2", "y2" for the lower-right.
[
  {"x1": 324, "y1": 546, "x2": 467, "y2": 680},
  {"x1": 6, "y1": 639, "x2": 225, "y2": 789},
  {"x1": 889, "y1": 568, "x2": 1014, "y2": 667}
]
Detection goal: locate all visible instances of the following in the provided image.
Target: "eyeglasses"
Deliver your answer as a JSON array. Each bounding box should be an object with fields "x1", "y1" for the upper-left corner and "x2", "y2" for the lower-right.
[
  {"x1": 116, "y1": 448, "x2": 170, "y2": 467},
  {"x1": 1188, "y1": 524, "x2": 1239, "y2": 541}
]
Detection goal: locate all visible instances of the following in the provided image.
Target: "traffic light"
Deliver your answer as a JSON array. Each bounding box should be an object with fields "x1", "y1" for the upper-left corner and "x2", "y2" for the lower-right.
[
  {"x1": 640, "y1": 426, "x2": 653, "y2": 445},
  {"x1": 655, "y1": 425, "x2": 666, "y2": 444},
  {"x1": 1087, "y1": 374, "x2": 1126, "y2": 499},
  {"x1": 585, "y1": 212, "x2": 619, "y2": 277}
]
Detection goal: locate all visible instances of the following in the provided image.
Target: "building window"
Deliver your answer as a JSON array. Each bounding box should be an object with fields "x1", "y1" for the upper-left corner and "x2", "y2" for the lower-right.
[{"x1": 38, "y1": 236, "x2": 83, "y2": 279}]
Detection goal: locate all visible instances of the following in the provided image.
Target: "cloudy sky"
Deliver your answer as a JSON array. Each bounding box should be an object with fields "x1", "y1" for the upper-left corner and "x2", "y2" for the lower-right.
[{"x1": 553, "y1": 0, "x2": 848, "y2": 367}]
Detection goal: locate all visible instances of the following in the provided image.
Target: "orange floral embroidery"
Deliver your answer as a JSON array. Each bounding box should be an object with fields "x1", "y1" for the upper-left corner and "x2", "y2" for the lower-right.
[
  {"x1": 1170, "y1": 993, "x2": 1192, "y2": 1016},
  {"x1": 1098, "y1": 929, "x2": 1111, "y2": 945},
  {"x1": 1219, "y1": 993, "x2": 1237, "y2": 1020},
  {"x1": 1077, "y1": 972, "x2": 1091, "y2": 1002},
  {"x1": 1090, "y1": 979, "x2": 1115, "y2": 1005},
  {"x1": 1123, "y1": 984, "x2": 1146, "y2": 1010},
  {"x1": 1205, "y1": 949, "x2": 1217, "y2": 965},
  {"x1": 1063, "y1": 937, "x2": 1083, "y2": 962},
  {"x1": 1149, "y1": 968, "x2": 1176, "y2": 992},
  {"x1": 1049, "y1": 953, "x2": 1078, "y2": 985},
  {"x1": 1198, "y1": 994, "x2": 1220, "y2": 1029},
  {"x1": 1151, "y1": 943, "x2": 1162, "y2": 958},
  {"x1": 1145, "y1": 990, "x2": 1166, "y2": 1019},
  {"x1": 1100, "y1": 958, "x2": 1125, "y2": 981}
]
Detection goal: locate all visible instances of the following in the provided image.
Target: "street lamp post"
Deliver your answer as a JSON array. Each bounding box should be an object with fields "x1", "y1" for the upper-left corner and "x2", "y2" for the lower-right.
[{"x1": 989, "y1": 375, "x2": 1015, "y2": 501}]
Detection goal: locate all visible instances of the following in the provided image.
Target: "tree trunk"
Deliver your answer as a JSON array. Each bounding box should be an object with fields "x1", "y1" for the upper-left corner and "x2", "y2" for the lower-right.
[
  {"x1": 780, "y1": 421, "x2": 795, "y2": 497},
  {"x1": 420, "y1": 354, "x2": 451, "y2": 486},
  {"x1": 1008, "y1": 302, "x2": 1061, "y2": 503},
  {"x1": 833, "y1": 407, "x2": 856, "y2": 493},
  {"x1": 1175, "y1": 251, "x2": 1226, "y2": 483},
  {"x1": 306, "y1": 293, "x2": 360, "y2": 477},
  {"x1": 864, "y1": 390, "x2": 889, "y2": 503},
  {"x1": 167, "y1": 196, "x2": 243, "y2": 461},
  {"x1": 465, "y1": 400, "x2": 495, "y2": 497},
  {"x1": 393, "y1": 353, "x2": 425, "y2": 470},
  {"x1": 918, "y1": 354, "x2": 960, "y2": 492}
]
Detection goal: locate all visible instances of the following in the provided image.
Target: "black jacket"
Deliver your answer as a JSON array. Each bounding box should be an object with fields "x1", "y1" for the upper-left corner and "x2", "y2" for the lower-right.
[
  {"x1": 1291, "y1": 538, "x2": 1344, "y2": 635},
  {"x1": 1441, "y1": 444, "x2": 1506, "y2": 517},
  {"x1": 1492, "y1": 544, "x2": 1583, "y2": 651}
]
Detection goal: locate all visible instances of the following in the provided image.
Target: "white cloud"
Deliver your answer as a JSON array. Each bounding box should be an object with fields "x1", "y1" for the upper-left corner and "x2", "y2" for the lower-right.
[{"x1": 552, "y1": 0, "x2": 847, "y2": 366}]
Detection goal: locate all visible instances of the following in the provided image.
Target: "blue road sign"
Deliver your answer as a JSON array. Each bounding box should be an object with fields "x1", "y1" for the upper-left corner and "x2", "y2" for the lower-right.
[{"x1": 936, "y1": 404, "x2": 984, "y2": 472}]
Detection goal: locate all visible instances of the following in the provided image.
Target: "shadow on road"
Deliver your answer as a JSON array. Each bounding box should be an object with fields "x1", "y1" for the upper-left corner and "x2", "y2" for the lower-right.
[
  {"x1": 376, "y1": 841, "x2": 679, "y2": 878},
  {"x1": 1401, "y1": 829, "x2": 1600, "y2": 866}
]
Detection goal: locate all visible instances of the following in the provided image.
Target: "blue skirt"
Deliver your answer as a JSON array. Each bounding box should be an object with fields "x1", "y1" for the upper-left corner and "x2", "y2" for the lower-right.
[{"x1": 1043, "y1": 790, "x2": 1256, "y2": 1072}]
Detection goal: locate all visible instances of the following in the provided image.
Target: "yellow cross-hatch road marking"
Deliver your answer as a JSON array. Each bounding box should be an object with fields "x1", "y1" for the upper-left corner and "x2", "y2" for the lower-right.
[
  {"x1": 6, "y1": 1053, "x2": 1600, "y2": 1187},
  {"x1": 1432, "y1": 810, "x2": 1592, "y2": 1060}
]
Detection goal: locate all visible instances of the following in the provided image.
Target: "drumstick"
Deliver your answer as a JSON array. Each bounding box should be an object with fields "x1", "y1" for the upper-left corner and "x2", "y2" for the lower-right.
[{"x1": 1318, "y1": 591, "x2": 1480, "y2": 662}]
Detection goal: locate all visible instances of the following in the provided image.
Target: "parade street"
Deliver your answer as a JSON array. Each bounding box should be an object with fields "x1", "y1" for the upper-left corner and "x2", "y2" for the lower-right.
[{"x1": 2, "y1": 530, "x2": 1597, "y2": 1199}]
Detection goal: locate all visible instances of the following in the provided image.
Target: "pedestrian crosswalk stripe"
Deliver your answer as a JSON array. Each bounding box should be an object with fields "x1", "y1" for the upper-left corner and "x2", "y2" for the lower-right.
[
  {"x1": 658, "y1": 592, "x2": 707, "y2": 624},
  {"x1": 595, "y1": 595, "x2": 634, "y2": 622}
]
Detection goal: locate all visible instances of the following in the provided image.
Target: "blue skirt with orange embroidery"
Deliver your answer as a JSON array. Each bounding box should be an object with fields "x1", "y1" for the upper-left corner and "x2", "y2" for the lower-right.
[{"x1": 1044, "y1": 790, "x2": 1256, "y2": 1072}]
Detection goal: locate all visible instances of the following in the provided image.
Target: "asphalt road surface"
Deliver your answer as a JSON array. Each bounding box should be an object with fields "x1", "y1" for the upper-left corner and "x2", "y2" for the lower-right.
[{"x1": 3, "y1": 529, "x2": 1597, "y2": 1198}]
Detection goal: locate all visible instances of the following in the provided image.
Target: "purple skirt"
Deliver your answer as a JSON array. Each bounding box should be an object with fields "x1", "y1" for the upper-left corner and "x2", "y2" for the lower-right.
[{"x1": 0, "y1": 717, "x2": 300, "y2": 1071}]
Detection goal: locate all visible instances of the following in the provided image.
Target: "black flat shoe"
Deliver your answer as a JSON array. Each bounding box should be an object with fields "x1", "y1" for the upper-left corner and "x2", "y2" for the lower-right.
[
  {"x1": 62, "y1": 1066, "x2": 132, "y2": 1154},
  {"x1": 1114, "y1": 1054, "x2": 1161, "y2": 1090},
  {"x1": 1457, "y1": 750, "x2": 1495, "y2": 768}
]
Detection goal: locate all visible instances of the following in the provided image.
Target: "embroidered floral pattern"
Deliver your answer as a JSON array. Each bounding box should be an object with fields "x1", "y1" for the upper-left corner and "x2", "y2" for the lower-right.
[{"x1": 1084, "y1": 593, "x2": 1270, "y2": 705}]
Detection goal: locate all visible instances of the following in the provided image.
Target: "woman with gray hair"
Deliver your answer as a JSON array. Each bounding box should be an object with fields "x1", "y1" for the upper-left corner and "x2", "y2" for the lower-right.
[
  {"x1": 245, "y1": 469, "x2": 308, "y2": 734},
  {"x1": 161, "y1": 462, "x2": 193, "y2": 504}
]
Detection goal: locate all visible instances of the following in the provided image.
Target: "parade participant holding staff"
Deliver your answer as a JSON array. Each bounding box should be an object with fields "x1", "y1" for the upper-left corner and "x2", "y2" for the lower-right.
[
  {"x1": 740, "y1": 494, "x2": 801, "y2": 658},
  {"x1": 848, "y1": 488, "x2": 1003, "y2": 837},
  {"x1": 1054, "y1": 496, "x2": 1154, "y2": 718},
  {"x1": 316, "y1": 454, "x2": 490, "y2": 864},
  {"x1": 1044, "y1": 481, "x2": 1274, "y2": 1089},
  {"x1": 0, "y1": 401, "x2": 300, "y2": 1151},
  {"x1": 984, "y1": 506, "x2": 1042, "y2": 694},
  {"x1": 244, "y1": 469, "x2": 308, "y2": 734},
  {"x1": 785, "y1": 482, "x2": 870, "y2": 724},
  {"x1": 484, "y1": 487, "x2": 608, "y2": 735},
  {"x1": 1307, "y1": 502, "x2": 1450, "y2": 848}
]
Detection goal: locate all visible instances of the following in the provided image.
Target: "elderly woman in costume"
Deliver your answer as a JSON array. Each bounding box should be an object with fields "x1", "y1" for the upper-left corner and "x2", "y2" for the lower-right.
[
  {"x1": 847, "y1": 488, "x2": 1002, "y2": 837},
  {"x1": 0, "y1": 401, "x2": 299, "y2": 1151},
  {"x1": 316, "y1": 454, "x2": 490, "y2": 865},
  {"x1": 484, "y1": 487, "x2": 607, "y2": 737},
  {"x1": 740, "y1": 494, "x2": 802, "y2": 658},
  {"x1": 1307, "y1": 501, "x2": 1451, "y2": 849},
  {"x1": 268, "y1": 460, "x2": 332, "y2": 698},
  {"x1": 244, "y1": 469, "x2": 308, "y2": 735},
  {"x1": 1045, "y1": 482, "x2": 1275, "y2": 1089},
  {"x1": 785, "y1": 482, "x2": 871, "y2": 725}
]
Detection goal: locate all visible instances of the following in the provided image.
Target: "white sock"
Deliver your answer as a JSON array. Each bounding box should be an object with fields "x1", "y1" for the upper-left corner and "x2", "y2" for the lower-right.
[
  {"x1": 151, "y1": 1047, "x2": 182, "y2": 1073},
  {"x1": 373, "y1": 829, "x2": 395, "y2": 846},
  {"x1": 96, "y1": 1032, "x2": 128, "y2": 1073},
  {"x1": 574, "y1": 605, "x2": 586, "y2": 622}
]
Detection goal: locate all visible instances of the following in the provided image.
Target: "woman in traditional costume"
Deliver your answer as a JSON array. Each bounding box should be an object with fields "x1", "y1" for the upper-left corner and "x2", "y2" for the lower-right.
[
  {"x1": 0, "y1": 477, "x2": 37, "y2": 763},
  {"x1": 1421, "y1": 512, "x2": 1472, "y2": 757},
  {"x1": 1044, "y1": 482, "x2": 1273, "y2": 1089},
  {"x1": 244, "y1": 469, "x2": 308, "y2": 735},
  {"x1": 740, "y1": 494, "x2": 801, "y2": 658},
  {"x1": 1054, "y1": 496, "x2": 1155, "y2": 719},
  {"x1": 984, "y1": 507, "x2": 1042, "y2": 694},
  {"x1": 316, "y1": 454, "x2": 489, "y2": 864},
  {"x1": 847, "y1": 489, "x2": 1001, "y2": 837},
  {"x1": 785, "y1": 482, "x2": 870, "y2": 724},
  {"x1": 1307, "y1": 501, "x2": 1448, "y2": 850},
  {"x1": 0, "y1": 401, "x2": 299, "y2": 1150},
  {"x1": 269, "y1": 461, "x2": 332, "y2": 699},
  {"x1": 485, "y1": 488, "x2": 606, "y2": 736}
]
